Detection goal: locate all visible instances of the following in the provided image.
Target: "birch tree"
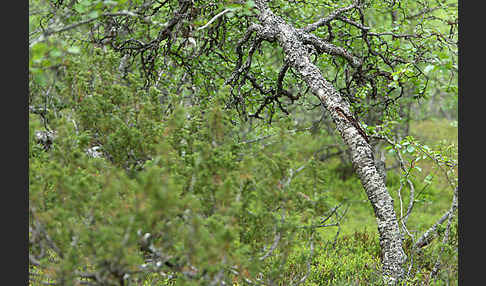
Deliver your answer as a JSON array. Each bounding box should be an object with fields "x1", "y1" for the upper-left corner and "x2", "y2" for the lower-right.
[
  {"x1": 29, "y1": 0, "x2": 457, "y2": 284},
  {"x1": 237, "y1": 0, "x2": 408, "y2": 281}
]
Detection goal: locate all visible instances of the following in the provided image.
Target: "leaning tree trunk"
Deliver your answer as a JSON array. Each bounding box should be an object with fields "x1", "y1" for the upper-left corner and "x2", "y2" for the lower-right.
[{"x1": 252, "y1": 0, "x2": 406, "y2": 282}]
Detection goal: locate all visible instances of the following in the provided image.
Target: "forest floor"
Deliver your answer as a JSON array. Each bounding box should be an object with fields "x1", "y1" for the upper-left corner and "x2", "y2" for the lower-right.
[
  {"x1": 331, "y1": 118, "x2": 457, "y2": 237},
  {"x1": 302, "y1": 118, "x2": 458, "y2": 285},
  {"x1": 29, "y1": 118, "x2": 458, "y2": 286}
]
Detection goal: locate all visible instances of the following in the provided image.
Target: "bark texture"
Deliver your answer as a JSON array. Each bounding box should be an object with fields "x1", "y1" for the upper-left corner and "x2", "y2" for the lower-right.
[{"x1": 252, "y1": 0, "x2": 406, "y2": 282}]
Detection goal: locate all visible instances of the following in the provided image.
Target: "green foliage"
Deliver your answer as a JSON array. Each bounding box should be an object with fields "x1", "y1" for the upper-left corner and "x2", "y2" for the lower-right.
[
  {"x1": 29, "y1": 76, "x2": 457, "y2": 284},
  {"x1": 29, "y1": 0, "x2": 457, "y2": 285},
  {"x1": 28, "y1": 49, "x2": 342, "y2": 283}
]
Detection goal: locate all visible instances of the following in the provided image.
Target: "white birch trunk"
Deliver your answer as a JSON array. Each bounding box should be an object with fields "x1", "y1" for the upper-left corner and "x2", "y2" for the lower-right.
[{"x1": 253, "y1": 1, "x2": 406, "y2": 282}]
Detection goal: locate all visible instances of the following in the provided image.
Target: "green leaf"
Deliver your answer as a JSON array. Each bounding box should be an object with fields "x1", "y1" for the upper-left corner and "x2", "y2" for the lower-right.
[
  {"x1": 246, "y1": 0, "x2": 256, "y2": 8},
  {"x1": 74, "y1": 4, "x2": 88, "y2": 13},
  {"x1": 50, "y1": 49, "x2": 63, "y2": 58},
  {"x1": 423, "y1": 65, "x2": 434, "y2": 74},
  {"x1": 67, "y1": 46, "x2": 81, "y2": 54},
  {"x1": 88, "y1": 11, "x2": 100, "y2": 18},
  {"x1": 407, "y1": 145, "x2": 415, "y2": 153}
]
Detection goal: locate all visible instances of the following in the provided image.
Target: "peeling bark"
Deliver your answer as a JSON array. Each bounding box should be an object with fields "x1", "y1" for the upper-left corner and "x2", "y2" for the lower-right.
[{"x1": 252, "y1": 0, "x2": 406, "y2": 282}]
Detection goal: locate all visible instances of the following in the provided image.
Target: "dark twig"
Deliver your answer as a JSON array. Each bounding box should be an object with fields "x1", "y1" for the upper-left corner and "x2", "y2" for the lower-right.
[{"x1": 304, "y1": 1, "x2": 360, "y2": 33}]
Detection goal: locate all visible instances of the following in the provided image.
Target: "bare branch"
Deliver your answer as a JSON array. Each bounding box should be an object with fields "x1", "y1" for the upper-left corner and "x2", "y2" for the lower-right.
[
  {"x1": 337, "y1": 16, "x2": 370, "y2": 31},
  {"x1": 300, "y1": 33, "x2": 362, "y2": 67},
  {"x1": 430, "y1": 187, "x2": 458, "y2": 279},
  {"x1": 259, "y1": 219, "x2": 283, "y2": 261},
  {"x1": 402, "y1": 179, "x2": 415, "y2": 226},
  {"x1": 239, "y1": 134, "x2": 274, "y2": 144},
  {"x1": 367, "y1": 31, "x2": 419, "y2": 39},
  {"x1": 225, "y1": 24, "x2": 262, "y2": 86},
  {"x1": 30, "y1": 11, "x2": 143, "y2": 47},
  {"x1": 414, "y1": 187, "x2": 458, "y2": 249},
  {"x1": 304, "y1": 1, "x2": 360, "y2": 33},
  {"x1": 405, "y1": 3, "x2": 457, "y2": 20},
  {"x1": 291, "y1": 232, "x2": 315, "y2": 286},
  {"x1": 197, "y1": 9, "x2": 232, "y2": 31}
]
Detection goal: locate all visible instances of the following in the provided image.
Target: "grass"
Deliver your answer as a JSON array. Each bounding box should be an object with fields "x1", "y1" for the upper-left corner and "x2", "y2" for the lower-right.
[{"x1": 410, "y1": 118, "x2": 458, "y2": 147}]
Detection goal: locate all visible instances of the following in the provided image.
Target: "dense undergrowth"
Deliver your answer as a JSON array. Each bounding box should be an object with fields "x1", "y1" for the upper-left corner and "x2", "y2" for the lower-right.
[{"x1": 29, "y1": 49, "x2": 457, "y2": 285}]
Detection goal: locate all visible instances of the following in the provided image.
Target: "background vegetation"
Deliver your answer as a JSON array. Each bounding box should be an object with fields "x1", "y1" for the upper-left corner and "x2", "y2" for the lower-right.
[{"x1": 29, "y1": 0, "x2": 457, "y2": 285}]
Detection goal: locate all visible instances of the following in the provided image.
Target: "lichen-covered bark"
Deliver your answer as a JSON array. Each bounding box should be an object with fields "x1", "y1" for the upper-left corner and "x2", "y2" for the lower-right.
[{"x1": 253, "y1": 0, "x2": 406, "y2": 282}]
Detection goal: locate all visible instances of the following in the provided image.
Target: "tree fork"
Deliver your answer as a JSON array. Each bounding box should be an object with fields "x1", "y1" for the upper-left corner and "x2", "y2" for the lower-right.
[{"x1": 251, "y1": 0, "x2": 406, "y2": 282}]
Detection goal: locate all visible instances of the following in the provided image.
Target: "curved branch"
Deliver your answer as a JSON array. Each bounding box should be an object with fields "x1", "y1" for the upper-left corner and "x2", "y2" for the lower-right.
[
  {"x1": 197, "y1": 8, "x2": 232, "y2": 31},
  {"x1": 303, "y1": 1, "x2": 360, "y2": 33},
  {"x1": 300, "y1": 33, "x2": 362, "y2": 67}
]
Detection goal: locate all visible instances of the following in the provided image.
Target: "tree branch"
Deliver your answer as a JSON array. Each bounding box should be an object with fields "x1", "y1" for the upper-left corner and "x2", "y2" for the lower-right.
[
  {"x1": 414, "y1": 187, "x2": 458, "y2": 249},
  {"x1": 197, "y1": 8, "x2": 232, "y2": 31},
  {"x1": 304, "y1": 1, "x2": 360, "y2": 33},
  {"x1": 300, "y1": 33, "x2": 362, "y2": 67},
  {"x1": 30, "y1": 11, "x2": 144, "y2": 47}
]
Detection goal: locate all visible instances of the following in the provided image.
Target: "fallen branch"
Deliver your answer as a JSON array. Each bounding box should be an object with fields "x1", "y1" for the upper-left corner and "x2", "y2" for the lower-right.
[{"x1": 414, "y1": 187, "x2": 458, "y2": 249}]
